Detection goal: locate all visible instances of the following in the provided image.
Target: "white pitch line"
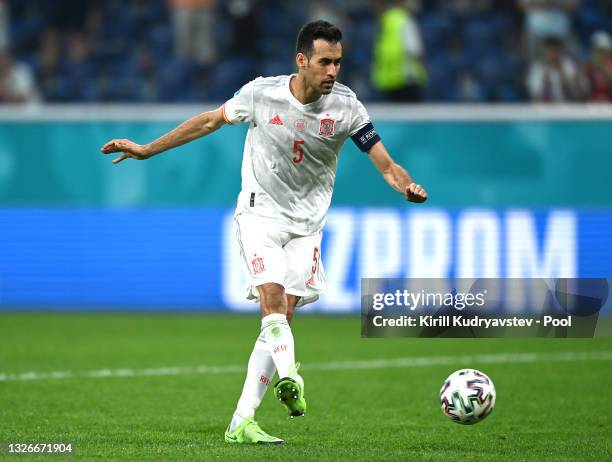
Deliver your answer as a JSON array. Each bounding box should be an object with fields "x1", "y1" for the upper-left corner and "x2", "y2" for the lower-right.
[{"x1": 1, "y1": 351, "x2": 611, "y2": 383}]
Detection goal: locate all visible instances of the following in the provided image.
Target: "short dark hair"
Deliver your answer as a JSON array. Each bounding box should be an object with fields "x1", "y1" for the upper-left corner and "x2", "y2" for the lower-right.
[{"x1": 295, "y1": 20, "x2": 342, "y2": 58}]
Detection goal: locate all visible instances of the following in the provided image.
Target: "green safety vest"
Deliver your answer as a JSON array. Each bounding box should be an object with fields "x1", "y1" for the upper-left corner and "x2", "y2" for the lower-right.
[{"x1": 372, "y1": 7, "x2": 427, "y2": 90}]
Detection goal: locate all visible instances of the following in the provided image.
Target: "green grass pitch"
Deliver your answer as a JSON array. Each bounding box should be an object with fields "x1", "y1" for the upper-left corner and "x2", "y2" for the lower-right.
[{"x1": 1, "y1": 313, "x2": 611, "y2": 461}]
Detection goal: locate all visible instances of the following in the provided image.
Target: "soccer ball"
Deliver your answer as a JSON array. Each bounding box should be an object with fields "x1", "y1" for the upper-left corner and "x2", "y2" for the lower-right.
[{"x1": 439, "y1": 369, "x2": 496, "y2": 425}]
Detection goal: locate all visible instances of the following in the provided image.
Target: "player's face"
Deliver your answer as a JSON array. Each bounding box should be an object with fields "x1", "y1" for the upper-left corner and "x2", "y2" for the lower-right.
[{"x1": 304, "y1": 39, "x2": 342, "y2": 95}]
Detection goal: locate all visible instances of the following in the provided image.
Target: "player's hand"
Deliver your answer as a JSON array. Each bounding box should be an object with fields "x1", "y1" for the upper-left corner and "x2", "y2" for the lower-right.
[
  {"x1": 405, "y1": 183, "x2": 427, "y2": 203},
  {"x1": 100, "y1": 139, "x2": 151, "y2": 164}
]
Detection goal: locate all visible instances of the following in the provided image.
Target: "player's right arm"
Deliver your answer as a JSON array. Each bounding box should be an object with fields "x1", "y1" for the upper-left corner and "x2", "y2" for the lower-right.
[{"x1": 100, "y1": 106, "x2": 227, "y2": 164}]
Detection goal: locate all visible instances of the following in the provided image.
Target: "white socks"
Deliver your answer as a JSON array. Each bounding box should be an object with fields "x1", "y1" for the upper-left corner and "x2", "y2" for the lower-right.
[
  {"x1": 260, "y1": 313, "x2": 296, "y2": 379},
  {"x1": 229, "y1": 313, "x2": 299, "y2": 432},
  {"x1": 229, "y1": 337, "x2": 276, "y2": 431}
]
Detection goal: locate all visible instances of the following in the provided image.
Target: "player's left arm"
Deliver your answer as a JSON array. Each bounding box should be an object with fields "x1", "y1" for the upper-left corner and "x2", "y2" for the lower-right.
[{"x1": 367, "y1": 140, "x2": 428, "y2": 203}]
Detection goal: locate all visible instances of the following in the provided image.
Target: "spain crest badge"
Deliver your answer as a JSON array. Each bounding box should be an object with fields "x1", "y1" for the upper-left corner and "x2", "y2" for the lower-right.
[{"x1": 319, "y1": 118, "x2": 335, "y2": 137}]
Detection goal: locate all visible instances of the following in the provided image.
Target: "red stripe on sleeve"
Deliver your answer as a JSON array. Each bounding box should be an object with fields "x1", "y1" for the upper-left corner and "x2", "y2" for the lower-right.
[{"x1": 221, "y1": 104, "x2": 232, "y2": 124}]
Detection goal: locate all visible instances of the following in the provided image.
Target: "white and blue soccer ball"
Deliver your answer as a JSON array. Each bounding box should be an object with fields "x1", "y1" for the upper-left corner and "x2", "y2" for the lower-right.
[{"x1": 439, "y1": 369, "x2": 496, "y2": 425}]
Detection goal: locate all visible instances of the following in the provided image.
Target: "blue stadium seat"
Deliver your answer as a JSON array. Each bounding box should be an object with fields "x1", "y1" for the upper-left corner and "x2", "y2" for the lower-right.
[
  {"x1": 462, "y1": 17, "x2": 500, "y2": 52},
  {"x1": 203, "y1": 58, "x2": 256, "y2": 102},
  {"x1": 344, "y1": 19, "x2": 374, "y2": 69},
  {"x1": 575, "y1": 7, "x2": 608, "y2": 44},
  {"x1": 157, "y1": 58, "x2": 195, "y2": 102},
  {"x1": 260, "y1": 60, "x2": 291, "y2": 78},
  {"x1": 420, "y1": 11, "x2": 454, "y2": 51},
  {"x1": 497, "y1": 83, "x2": 523, "y2": 102},
  {"x1": 473, "y1": 51, "x2": 525, "y2": 102},
  {"x1": 149, "y1": 24, "x2": 174, "y2": 63},
  {"x1": 425, "y1": 54, "x2": 457, "y2": 101}
]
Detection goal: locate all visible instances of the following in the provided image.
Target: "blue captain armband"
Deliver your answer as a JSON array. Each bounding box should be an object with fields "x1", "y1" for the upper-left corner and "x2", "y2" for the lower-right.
[{"x1": 351, "y1": 122, "x2": 381, "y2": 152}]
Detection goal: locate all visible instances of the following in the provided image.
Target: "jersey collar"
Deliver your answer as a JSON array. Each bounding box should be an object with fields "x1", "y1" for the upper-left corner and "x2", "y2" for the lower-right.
[{"x1": 285, "y1": 74, "x2": 325, "y2": 112}]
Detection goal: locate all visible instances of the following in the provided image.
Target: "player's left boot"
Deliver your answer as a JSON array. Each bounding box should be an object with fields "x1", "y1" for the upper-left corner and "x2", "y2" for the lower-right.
[
  {"x1": 274, "y1": 362, "x2": 307, "y2": 418},
  {"x1": 224, "y1": 418, "x2": 284, "y2": 444}
]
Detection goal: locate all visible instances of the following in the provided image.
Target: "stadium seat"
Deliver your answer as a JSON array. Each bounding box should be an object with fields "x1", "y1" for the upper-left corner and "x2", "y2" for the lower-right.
[
  {"x1": 420, "y1": 11, "x2": 454, "y2": 52},
  {"x1": 203, "y1": 58, "x2": 256, "y2": 102},
  {"x1": 425, "y1": 54, "x2": 458, "y2": 101}
]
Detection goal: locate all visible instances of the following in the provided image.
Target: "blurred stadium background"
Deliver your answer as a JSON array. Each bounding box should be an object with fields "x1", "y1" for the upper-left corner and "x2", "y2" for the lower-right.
[
  {"x1": 3, "y1": 0, "x2": 612, "y2": 103},
  {"x1": 1, "y1": 2, "x2": 612, "y2": 460},
  {"x1": 0, "y1": 0, "x2": 610, "y2": 311}
]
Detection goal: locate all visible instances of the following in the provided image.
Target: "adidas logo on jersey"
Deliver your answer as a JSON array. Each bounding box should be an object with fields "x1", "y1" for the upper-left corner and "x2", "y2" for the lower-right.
[{"x1": 269, "y1": 115, "x2": 284, "y2": 125}]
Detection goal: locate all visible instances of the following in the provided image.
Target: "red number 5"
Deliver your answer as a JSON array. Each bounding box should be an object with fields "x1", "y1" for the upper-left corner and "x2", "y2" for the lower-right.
[
  {"x1": 292, "y1": 140, "x2": 304, "y2": 164},
  {"x1": 312, "y1": 246, "x2": 319, "y2": 274}
]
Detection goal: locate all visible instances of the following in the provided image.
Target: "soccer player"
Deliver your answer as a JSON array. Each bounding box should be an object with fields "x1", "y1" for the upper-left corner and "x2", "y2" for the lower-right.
[{"x1": 101, "y1": 20, "x2": 427, "y2": 444}]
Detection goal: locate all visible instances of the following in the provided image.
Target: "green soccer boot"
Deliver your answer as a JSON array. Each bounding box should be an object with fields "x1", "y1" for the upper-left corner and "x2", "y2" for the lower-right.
[
  {"x1": 224, "y1": 418, "x2": 284, "y2": 444},
  {"x1": 274, "y1": 362, "x2": 307, "y2": 418}
]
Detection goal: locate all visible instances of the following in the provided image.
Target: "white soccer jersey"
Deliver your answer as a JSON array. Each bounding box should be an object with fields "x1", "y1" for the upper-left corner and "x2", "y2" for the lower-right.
[{"x1": 223, "y1": 74, "x2": 375, "y2": 235}]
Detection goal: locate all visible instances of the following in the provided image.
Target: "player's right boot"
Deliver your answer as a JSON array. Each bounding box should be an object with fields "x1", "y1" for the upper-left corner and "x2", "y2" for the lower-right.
[
  {"x1": 224, "y1": 418, "x2": 284, "y2": 444},
  {"x1": 274, "y1": 362, "x2": 307, "y2": 418}
]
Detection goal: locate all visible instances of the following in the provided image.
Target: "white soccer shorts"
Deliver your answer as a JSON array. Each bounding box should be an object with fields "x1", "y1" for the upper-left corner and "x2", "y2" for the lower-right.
[{"x1": 235, "y1": 212, "x2": 326, "y2": 307}]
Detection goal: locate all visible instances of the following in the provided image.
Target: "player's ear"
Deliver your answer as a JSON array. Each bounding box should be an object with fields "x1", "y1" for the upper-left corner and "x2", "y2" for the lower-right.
[{"x1": 296, "y1": 52, "x2": 307, "y2": 71}]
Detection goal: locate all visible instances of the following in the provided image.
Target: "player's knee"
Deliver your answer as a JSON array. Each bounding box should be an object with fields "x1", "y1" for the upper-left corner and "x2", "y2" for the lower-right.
[{"x1": 258, "y1": 283, "x2": 288, "y2": 315}]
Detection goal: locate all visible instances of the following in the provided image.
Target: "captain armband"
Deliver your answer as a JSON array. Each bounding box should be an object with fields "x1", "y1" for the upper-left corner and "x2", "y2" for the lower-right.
[{"x1": 350, "y1": 122, "x2": 381, "y2": 152}]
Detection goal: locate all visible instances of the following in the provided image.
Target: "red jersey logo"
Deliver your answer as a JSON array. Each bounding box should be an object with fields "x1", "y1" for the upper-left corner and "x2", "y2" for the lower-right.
[
  {"x1": 319, "y1": 118, "x2": 335, "y2": 136},
  {"x1": 269, "y1": 115, "x2": 284, "y2": 125},
  {"x1": 252, "y1": 256, "x2": 265, "y2": 274}
]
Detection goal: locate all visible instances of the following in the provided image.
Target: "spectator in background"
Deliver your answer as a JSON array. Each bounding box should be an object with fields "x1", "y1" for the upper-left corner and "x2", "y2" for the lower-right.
[
  {"x1": 169, "y1": 0, "x2": 217, "y2": 67},
  {"x1": 526, "y1": 37, "x2": 585, "y2": 102},
  {"x1": 584, "y1": 30, "x2": 612, "y2": 101},
  {"x1": 35, "y1": 29, "x2": 62, "y2": 102},
  {"x1": 0, "y1": 51, "x2": 39, "y2": 103},
  {"x1": 519, "y1": 0, "x2": 580, "y2": 58},
  {"x1": 224, "y1": 0, "x2": 261, "y2": 57},
  {"x1": 371, "y1": 0, "x2": 427, "y2": 102}
]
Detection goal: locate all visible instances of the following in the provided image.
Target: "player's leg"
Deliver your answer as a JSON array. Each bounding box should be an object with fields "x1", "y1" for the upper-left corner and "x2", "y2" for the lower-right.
[
  {"x1": 225, "y1": 333, "x2": 282, "y2": 444},
  {"x1": 226, "y1": 214, "x2": 288, "y2": 443},
  {"x1": 258, "y1": 282, "x2": 288, "y2": 316},
  {"x1": 257, "y1": 282, "x2": 305, "y2": 413},
  {"x1": 285, "y1": 294, "x2": 301, "y2": 324},
  {"x1": 271, "y1": 232, "x2": 324, "y2": 418},
  {"x1": 270, "y1": 291, "x2": 306, "y2": 417},
  {"x1": 255, "y1": 282, "x2": 298, "y2": 384}
]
